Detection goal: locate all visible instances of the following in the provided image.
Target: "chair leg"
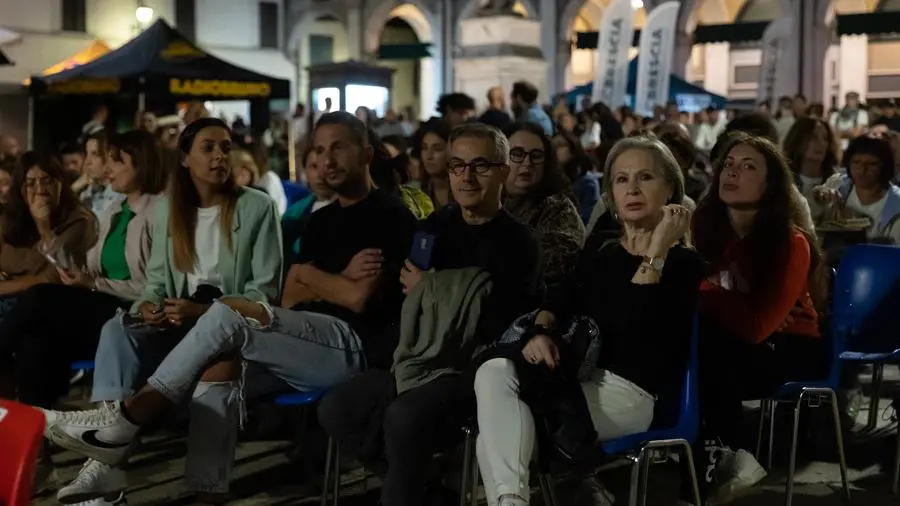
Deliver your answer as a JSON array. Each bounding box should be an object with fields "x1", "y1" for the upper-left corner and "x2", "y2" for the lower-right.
[
  {"x1": 827, "y1": 390, "x2": 852, "y2": 505},
  {"x1": 627, "y1": 456, "x2": 641, "y2": 506},
  {"x1": 680, "y1": 442, "x2": 703, "y2": 506},
  {"x1": 460, "y1": 428, "x2": 474, "y2": 506},
  {"x1": 784, "y1": 392, "x2": 805, "y2": 506},
  {"x1": 538, "y1": 472, "x2": 557, "y2": 506},
  {"x1": 893, "y1": 421, "x2": 900, "y2": 494},
  {"x1": 866, "y1": 364, "x2": 884, "y2": 431},
  {"x1": 637, "y1": 448, "x2": 652, "y2": 506},
  {"x1": 756, "y1": 400, "x2": 770, "y2": 461},
  {"x1": 331, "y1": 442, "x2": 340, "y2": 506},
  {"x1": 320, "y1": 437, "x2": 334, "y2": 506},
  {"x1": 768, "y1": 400, "x2": 777, "y2": 471}
]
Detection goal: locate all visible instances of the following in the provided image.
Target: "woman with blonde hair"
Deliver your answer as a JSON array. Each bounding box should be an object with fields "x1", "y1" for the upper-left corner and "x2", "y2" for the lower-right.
[{"x1": 474, "y1": 136, "x2": 705, "y2": 506}]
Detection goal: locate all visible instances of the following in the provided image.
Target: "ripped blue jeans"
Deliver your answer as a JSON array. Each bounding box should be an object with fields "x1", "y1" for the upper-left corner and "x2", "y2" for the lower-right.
[{"x1": 145, "y1": 301, "x2": 366, "y2": 490}]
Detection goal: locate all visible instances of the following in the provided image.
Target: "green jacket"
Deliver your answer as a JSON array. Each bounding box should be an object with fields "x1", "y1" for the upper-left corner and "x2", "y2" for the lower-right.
[
  {"x1": 392, "y1": 267, "x2": 493, "y2": 394},
  {"x1": 131, "y1": 188, "x2": 283, "y2": 312}
]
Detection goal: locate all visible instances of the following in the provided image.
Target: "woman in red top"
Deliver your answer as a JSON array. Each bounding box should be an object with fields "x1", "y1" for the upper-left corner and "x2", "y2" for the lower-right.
[{"x1": 692, "y1": 132, "x2": 827, "y2": 503}]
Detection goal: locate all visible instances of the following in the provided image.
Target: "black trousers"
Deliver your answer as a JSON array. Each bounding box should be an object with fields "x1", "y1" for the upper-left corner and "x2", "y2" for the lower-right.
[
  {"x1": 0, "y1": 283, "x2": 124, "y2": 407},
  {"x1": 687, "y1": 326, "x2": 829, "y2": 501},
  {"x1": 317, "y1": 370, "x2": 473, "y2": 506},
  {"x1": 699, "y1": 331, "x2": 829, "y2": 448}
]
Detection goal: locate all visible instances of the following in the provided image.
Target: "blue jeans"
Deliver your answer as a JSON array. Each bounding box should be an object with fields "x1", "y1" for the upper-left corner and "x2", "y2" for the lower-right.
[{"x1": 142, "y1": 302, "x2": 364, "y2": 491}]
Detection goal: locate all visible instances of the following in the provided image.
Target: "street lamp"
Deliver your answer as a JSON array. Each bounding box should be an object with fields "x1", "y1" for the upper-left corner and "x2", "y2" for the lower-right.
[
  {"x1": 135, "y1": 5, "x2": 154, "y2": 27},
  {"x1": 631, "y1": 0, "x2": 643, "y2": 8}
]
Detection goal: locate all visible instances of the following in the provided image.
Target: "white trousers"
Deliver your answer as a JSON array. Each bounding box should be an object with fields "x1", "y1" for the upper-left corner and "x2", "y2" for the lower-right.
[{"x1": 474, "y1": 358, "x2": 655, "y2": 505}]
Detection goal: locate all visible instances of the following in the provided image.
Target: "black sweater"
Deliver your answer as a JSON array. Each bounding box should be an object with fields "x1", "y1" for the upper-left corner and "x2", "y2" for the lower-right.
[{"x1": 543, "y1": 242, "x2": 705, "y2": 397}]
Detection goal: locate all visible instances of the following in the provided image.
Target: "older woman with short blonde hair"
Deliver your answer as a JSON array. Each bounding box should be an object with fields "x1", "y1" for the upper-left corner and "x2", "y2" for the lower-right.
[{"x1": 473, "y1": 136, "x2": 706, "y2": 506}]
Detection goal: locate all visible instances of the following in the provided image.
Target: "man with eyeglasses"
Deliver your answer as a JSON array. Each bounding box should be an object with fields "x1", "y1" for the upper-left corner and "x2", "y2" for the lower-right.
[{"x1": 319, "y1": 123, "x2": 542, "y2": 506}]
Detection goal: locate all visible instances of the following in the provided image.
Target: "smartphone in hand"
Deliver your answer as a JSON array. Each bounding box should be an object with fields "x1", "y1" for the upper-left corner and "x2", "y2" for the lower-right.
[{"x1": 409, "y1": 231, "x2": 435, "y2": 270}]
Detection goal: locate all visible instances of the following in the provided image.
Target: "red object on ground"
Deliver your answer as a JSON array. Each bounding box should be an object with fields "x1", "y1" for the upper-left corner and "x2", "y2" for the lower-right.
[{"x1": 0, "y1": 399, "x2": 45, "y2": 506}]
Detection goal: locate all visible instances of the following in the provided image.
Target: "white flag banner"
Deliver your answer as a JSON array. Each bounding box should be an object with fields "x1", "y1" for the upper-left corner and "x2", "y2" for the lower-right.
[
  {"x1": 591, "y1": 0, "x2": 635, "y2": 108},
  {"x1": 757, "y1": 17, "x2": 795, "y2": 107},
  {"x1": 634, "y1": 1, "x2": 681, "y2": 117}
]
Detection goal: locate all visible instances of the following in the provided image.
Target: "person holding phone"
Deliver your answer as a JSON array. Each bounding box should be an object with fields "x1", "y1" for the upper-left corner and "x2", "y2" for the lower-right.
[
  {"x1": 0, "y1": 151, "x2": 98, "y2": 493},
  {"x1": 319, "y1": 123, "x2": 543, "y2": 506},
  {"x1": 0, "y1": 130, "x2": 165, "y2": 416},
  {"x1": 42, "y1": 118, "x2": 283, "y2": 504}
]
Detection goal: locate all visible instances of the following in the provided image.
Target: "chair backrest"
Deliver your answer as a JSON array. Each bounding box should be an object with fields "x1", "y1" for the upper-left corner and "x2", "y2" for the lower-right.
[
  {"x1": 0, "y1": 400, "x2": 45, "y2": 506},
  {"x1": 677, "y1": 312, "x2": 701, "y2": 441},
  {"x1": 833, "y1": 244, "x2": 900, "y2": 354}
]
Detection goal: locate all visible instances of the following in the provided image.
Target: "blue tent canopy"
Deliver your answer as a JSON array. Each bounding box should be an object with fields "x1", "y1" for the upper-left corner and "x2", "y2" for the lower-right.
[{"x1": 565, "y1": 57, "x2": 726, "y2": 113}]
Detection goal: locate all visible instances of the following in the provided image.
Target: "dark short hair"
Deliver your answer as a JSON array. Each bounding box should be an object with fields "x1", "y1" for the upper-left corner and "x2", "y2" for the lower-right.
[
  {"x1": 843, "y1": 135, "x2": 896, "y2": 187},
  {"x1": 60, "y1": 141, "x2": 82, "y2": 156},
  {"x1": 314, "y1": 111, "x2": 368, "y2": 147},
  {"x1": 511, "y1": 81, "x2": 539, "y2": 105},
  {"x1": 109, "y1": 130, "x2": 167, "y2": 194},
  {"x1": 436, "y1": 93, "x2": 476, "y2": 115}
]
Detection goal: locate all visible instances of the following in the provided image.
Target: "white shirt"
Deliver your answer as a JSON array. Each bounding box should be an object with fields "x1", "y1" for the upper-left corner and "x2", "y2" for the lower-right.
[
  {"x1": 258, "y1": 171, "x2": 288, "y2": 215},
  {"x1": 693, "y1": 116, "x2": 726, "y2": 152},
  {"x1": 846, "y1": 188, "x2": 892, "y2": 241},
  {"x1": 580, "y1": 122, "x2": 601, "y2": 148},
  {"x1": 186, "y1": 206, "x2": 222, "y2": 295},
  {"x1": 830, "y1": 109, "x2": 870, "y2": 151}
]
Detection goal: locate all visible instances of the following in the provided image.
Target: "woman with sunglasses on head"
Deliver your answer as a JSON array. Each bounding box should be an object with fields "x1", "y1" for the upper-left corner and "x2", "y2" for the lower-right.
[
  {"x1": 503, "y1": 122, "x2": 584, "y2": 289},
  {"x1": 44, "y1": 117, "x2": 283, "y2": 505}
]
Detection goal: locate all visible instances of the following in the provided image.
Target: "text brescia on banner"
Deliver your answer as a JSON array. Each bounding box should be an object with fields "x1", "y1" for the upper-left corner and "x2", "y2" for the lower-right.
[
  {"x1": 591, "y1": 0, "x2": 635, "y2": 108},
  {"x1": 757, "y1": 17, "x2": 795, "y2": 108},
  {"x1": 634, "y1": 1, "x2": 680, "y2": 117},
  {"x1": 170, "y1": 79, "x2": 272, "y2": 98}
]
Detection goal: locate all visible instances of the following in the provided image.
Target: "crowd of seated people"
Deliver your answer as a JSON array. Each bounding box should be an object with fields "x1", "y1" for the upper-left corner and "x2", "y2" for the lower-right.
[{"x1": 0, "y1": 89, "x2": 898, "y2": 506}]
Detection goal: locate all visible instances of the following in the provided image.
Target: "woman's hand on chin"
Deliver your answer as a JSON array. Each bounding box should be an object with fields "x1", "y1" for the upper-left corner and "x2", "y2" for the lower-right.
[{"x1": 647, "y1": 204, "x2": 691, "y2": 257}]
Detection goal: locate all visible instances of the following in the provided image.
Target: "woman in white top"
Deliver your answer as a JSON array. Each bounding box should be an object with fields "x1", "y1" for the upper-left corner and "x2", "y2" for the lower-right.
[
  {"x1": 814, "y1": 135, "x2": 900, "y2": 244},
  {"x1": 782, "y1": 117, "x2": 840, "y2": 222},
  {"x1": 52, "y1": 117, "x2": 282, "y2": 505}
]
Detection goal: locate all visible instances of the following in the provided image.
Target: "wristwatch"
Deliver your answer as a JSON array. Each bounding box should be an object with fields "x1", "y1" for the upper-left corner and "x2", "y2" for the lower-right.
[{"x1": 642, "y1": 256, "x2": 666, "y2": 273}]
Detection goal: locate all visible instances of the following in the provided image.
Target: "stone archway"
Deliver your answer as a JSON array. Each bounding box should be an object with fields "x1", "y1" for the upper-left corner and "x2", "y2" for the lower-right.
[
  {"x1": 286, "y1": 9, "x2": 349, "y2": 109},
  {"x1": 364, "y1": 1, "x2": 441, "y2": 119}
]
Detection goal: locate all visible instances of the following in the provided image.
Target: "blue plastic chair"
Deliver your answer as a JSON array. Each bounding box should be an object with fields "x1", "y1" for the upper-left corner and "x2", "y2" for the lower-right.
[
  {"x1": 831, "y1": 244, "x2": 900, "y2": 493},
  {"x1": 834, "y1": 244, "x2": 900, "y2": 431},
  {"x1": 754, "y1": 267, "x2": 851, "y2": 506},
  {"x1": 70, "y1": 361, "x2": 95, "y2": 372},
  {"x1": 593, "y1": 312, "x2": 703, "y2": 506},
  {"x1": 466, "y1": 313, "x2": 702, "y2": 506},
  {"x1": 274, "y1": 388, "x2": 337, "y2": 506}
]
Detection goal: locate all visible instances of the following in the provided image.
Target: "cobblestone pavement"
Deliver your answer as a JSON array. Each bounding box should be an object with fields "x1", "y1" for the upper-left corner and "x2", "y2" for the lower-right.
[{"x1": 31, "y1": 368, "x2": 900, "y2": 505}]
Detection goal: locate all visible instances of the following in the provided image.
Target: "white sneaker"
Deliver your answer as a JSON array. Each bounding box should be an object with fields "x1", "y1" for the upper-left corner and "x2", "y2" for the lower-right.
[
  {"x1": 42, "y1": 402, "x2": 139, "y2": 466},
  {"x1": 58, "y1": 459, "x2": 127, "y2": 504},
  {"x1": 44, "y1": 402, "x2": 116, "y2": 437},
  {"x1": 69, "y1": 491, "x2": 127, "y2": 505},
  {"x1": 708, "y1": 448, "x2": 767, "y2": 505}
]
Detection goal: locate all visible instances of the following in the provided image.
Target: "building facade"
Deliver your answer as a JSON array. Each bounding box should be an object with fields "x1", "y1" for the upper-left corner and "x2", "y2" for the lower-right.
[{"x1": 1, "y1": 0, "x2": 898, "y2": 139}]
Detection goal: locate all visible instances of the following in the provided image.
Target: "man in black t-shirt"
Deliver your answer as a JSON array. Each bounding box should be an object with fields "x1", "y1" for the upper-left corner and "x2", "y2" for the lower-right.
[
  {"x1": 40, "y1": 112, "x2": 417, "y2": 469},
  {"x1": 319, "y1": 123, "x2": 542, "y2": 506}
]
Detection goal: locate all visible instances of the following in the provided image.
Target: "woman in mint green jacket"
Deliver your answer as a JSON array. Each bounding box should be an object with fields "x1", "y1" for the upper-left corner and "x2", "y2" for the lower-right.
[{"x1": 53, "y1": 118, "x2": 282, "y2": 505}]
